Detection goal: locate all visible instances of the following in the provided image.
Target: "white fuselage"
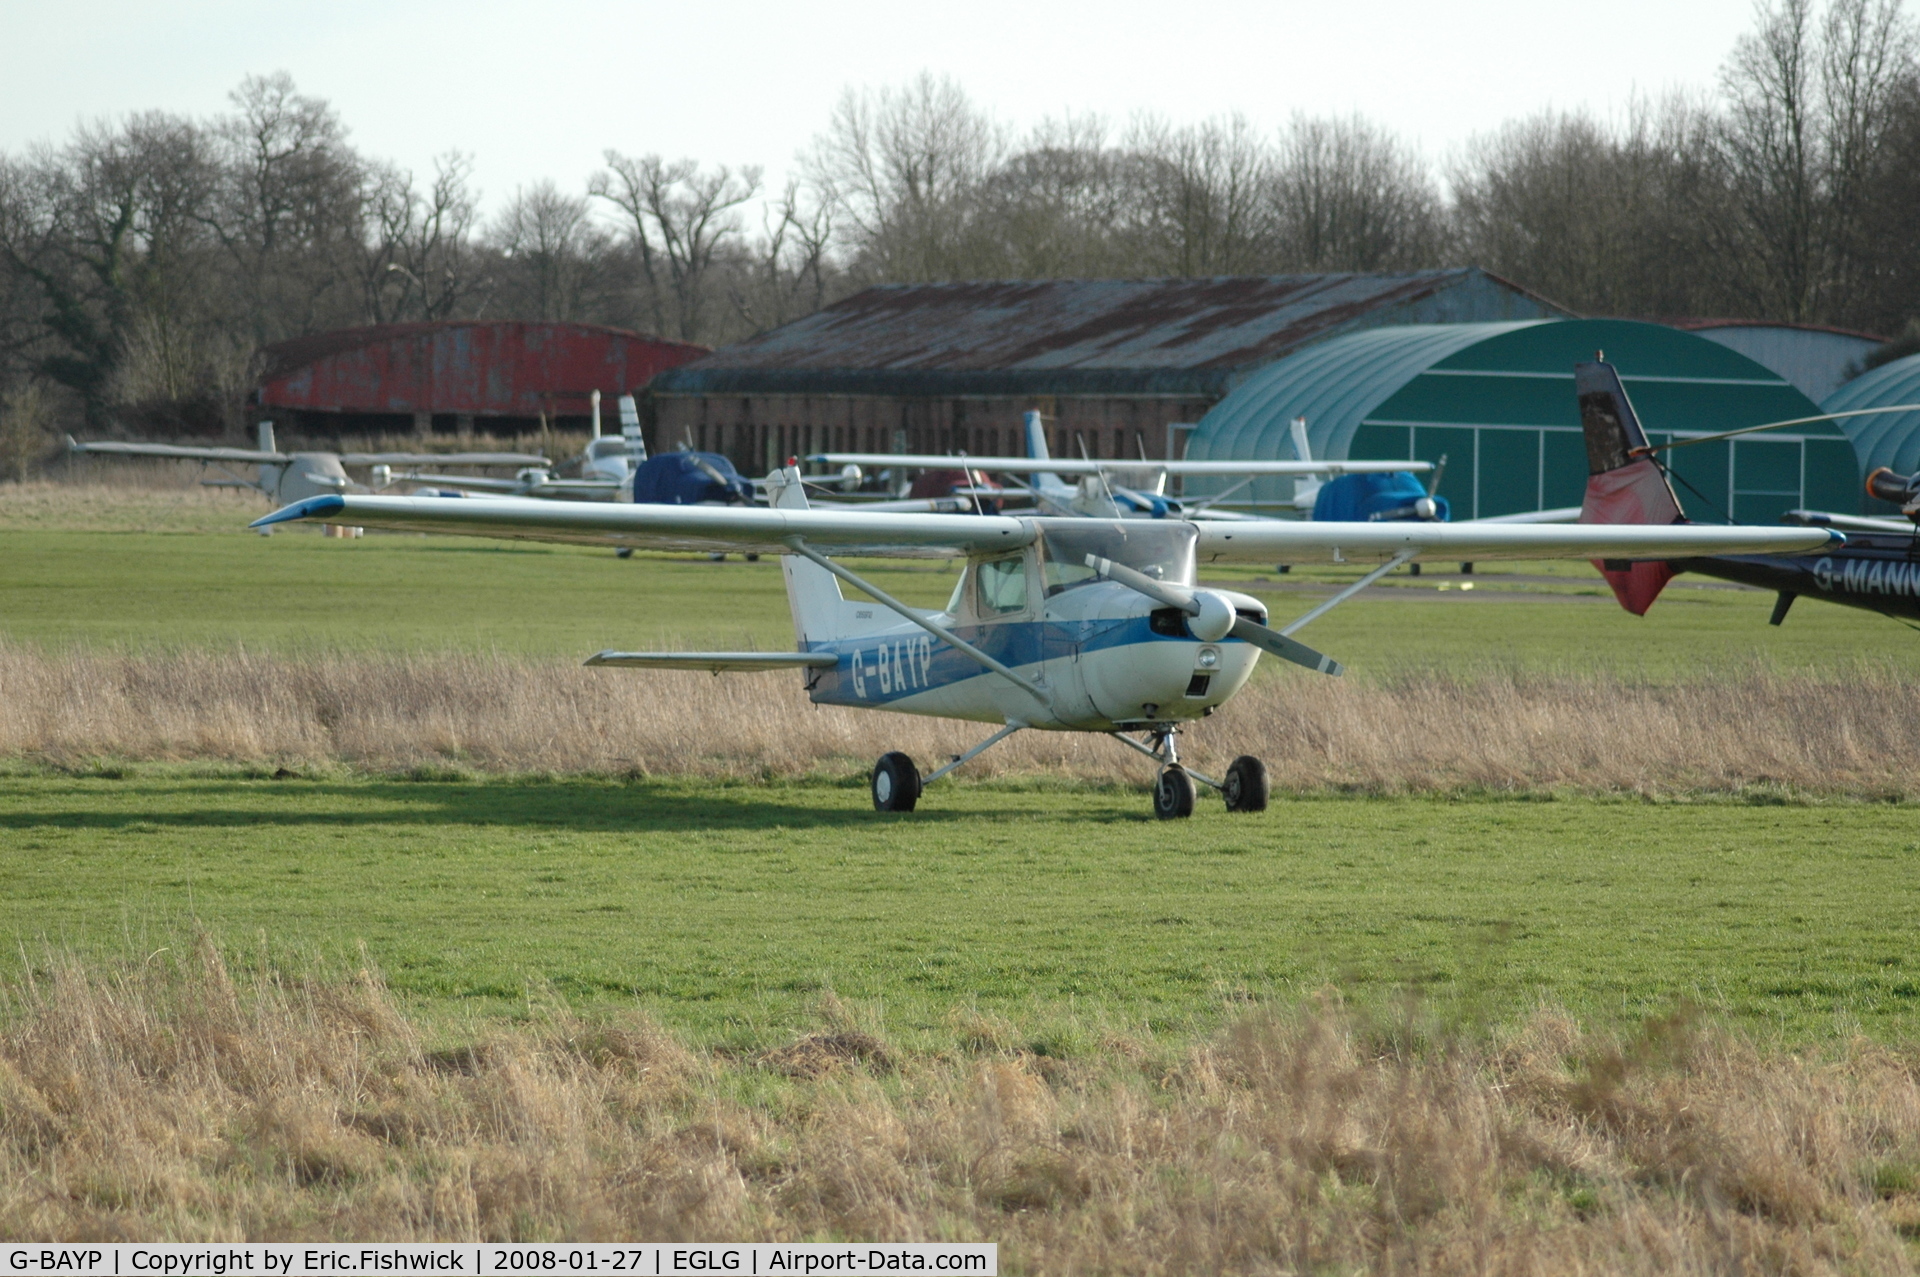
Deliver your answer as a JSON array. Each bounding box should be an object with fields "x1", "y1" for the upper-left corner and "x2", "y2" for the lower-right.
[{"x1": 805, "y1": 574, "x2": 1266, "y2": 731}]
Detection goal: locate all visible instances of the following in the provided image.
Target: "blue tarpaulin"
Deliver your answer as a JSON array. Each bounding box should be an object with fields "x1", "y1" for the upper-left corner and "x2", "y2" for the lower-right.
[
  {"x1": 1312, "y1": 471, "x2": 1449, "y2": 522},
  {"x1": 629, "y1": 452, "x2": 754, "y2": 505}
]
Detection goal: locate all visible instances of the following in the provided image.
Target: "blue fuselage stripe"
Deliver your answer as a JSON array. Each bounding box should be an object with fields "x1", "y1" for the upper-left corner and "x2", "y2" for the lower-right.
[{"x1": 808, "y1": 616, "x2": 1197, "y2": 706}]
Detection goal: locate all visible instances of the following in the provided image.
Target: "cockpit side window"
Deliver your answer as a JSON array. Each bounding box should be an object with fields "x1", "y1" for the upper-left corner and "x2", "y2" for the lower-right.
[{"x1": 974, "y1": 554, "x2": 1029, "y2": 616}]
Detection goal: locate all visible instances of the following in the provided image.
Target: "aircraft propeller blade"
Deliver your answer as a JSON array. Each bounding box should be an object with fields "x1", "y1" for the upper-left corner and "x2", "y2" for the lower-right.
[
  {"x1": 1426, "y1": 453, "x2": 1449, "y2": 497},
  {"x1": 1084, "y1": 554, "x2": 1344, "y2": 676},
  {"x1": 1227, "y1": 616, "x2": 1344, "y2": 676}
]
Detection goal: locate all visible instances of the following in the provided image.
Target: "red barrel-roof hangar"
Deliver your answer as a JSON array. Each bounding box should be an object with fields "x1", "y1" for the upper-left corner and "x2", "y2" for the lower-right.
[{"x1": 253, "y1": 321, "x2": 710, "y2": 440}]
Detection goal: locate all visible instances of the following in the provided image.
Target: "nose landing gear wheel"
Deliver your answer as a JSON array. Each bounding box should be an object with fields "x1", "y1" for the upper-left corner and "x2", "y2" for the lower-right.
[
  {"x1": 1223, "y1": 755, "x2": 1269, "y2": 813},
  {"x1": 872, "y1": 751, "x2": 921, "y2": 812},
  {"x1": 1153, "y1": 767, "x2": 1196, "y2": 820}
]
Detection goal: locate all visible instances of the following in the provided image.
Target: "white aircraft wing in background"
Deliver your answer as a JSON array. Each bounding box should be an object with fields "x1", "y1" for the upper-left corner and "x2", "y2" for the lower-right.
[
  {"x1": 70, "y1": 440, "x2": 296, "y2": 465},
  {"x1": 253, "y1": 493, "x2": 1839, "y2": 563},
  {"x1": 392, "y1": 471, "x2": 624, "y2": 496},
  {"x1": 809, "y1": 453, "x2": 1430, "y2": 477},
  {"x1": 70, "y1": 439, "x2": 549, "y2": 468}
]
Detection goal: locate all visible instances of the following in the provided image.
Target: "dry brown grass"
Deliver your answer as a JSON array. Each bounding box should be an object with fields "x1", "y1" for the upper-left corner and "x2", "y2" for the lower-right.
[
  {"x1": 4, "y1": 642, "x2": 1920, "y2": 796},
  {"x1": 2, "y1": 943, "x2": 1919, "y2": 1269}
]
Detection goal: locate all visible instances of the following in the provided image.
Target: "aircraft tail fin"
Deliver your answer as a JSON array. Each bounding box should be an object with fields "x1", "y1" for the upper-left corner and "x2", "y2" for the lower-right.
[
  {"x1": 765, "y1": 464, "x2": 846, "y2": 646},
  {"x1": 1023, "y1": 409, "x2": 1075, "y2": 503},
  {"x1": 1575, "y1": 360, "x2": 1683, "y2": 615},
  {"x1": 617, "y1": 394, "x2": 647, "y2": 462}
]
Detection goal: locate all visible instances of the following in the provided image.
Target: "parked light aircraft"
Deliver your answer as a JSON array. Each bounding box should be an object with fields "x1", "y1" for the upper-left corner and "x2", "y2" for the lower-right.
[
  {"x1": 1577, "y1": 359, "x2": 1920, "y2": 625},
  {"x1": 251, "y1": 460, "x2": 1839, "y2": 818},
  {"x1": 71, "y1": 421, "x2": 547, "y2": 507},
  {"x1": 395, "y1": 392, "x2": 651, "y2": 500},
  {"x1": 812, "y1": 410, "x2": 1432, "y2": 522}
]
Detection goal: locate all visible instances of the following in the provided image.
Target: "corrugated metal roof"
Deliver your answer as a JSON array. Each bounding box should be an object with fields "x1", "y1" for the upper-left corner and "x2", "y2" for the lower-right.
[
  {"x1": 1824, "y1": 352, "x2": 1920, "y2": 479},
  {"x1": 653, "y1": 268, "x2": 1569, "y2": 398}
]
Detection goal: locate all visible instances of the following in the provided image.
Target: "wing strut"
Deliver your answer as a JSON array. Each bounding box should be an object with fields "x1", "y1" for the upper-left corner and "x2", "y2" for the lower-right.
[
  {"x1": 782, "y1": 538, "x2": 1053, "y2": 710},
  {"x1": 1279, "y1": 550, "x2": 1417, "y2": 636}
]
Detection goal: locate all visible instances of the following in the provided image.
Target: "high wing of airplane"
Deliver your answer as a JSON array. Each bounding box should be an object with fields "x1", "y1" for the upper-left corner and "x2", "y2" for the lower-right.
[
  {"x1": 71, "y1": 421, "x2": 548, "y2": 509},
  {"x1": 251, "y1": 466, "x2": 1836, "y2": 819},
  {"x1": 1576, "y1": 358, "x2": 1920, "y2": 625}
]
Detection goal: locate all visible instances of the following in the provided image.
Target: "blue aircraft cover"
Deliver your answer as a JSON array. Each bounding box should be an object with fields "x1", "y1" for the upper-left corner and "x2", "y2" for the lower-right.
[
  {"x1": 1312, "y1": 471, "x2": 1449, "y2": 522},
  {"x1": 629, "y1": 451, "x2": 754, "y2": 505}
]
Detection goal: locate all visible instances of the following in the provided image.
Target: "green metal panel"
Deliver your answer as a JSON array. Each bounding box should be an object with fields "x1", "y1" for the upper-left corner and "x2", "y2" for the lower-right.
[
  {"x1": 1730, "y1": 439, "x2": 1801, "y2": 525},
  {"x1": 1349, "y1": 423, "x2": 1411, "y2": 461},
  {"x1": 1805, "y1": 439, "x2": 1862, "y2": 513},
  {"x1": 1188, "y1": 317, "x2": 1853, "y2": 519},
  {"x1": 1657, "y1": 433, "x2": 1732, "y2": 521},
  {"x1": 1542, "y1": 429, "x2": 1587, "y2": 508},
  {"x1": 1477, "y1": 429, "x2": 1541, "y2": 517},
  {"x1": 1412, "y1": 427, "x2": 1477, "y2": 515}
]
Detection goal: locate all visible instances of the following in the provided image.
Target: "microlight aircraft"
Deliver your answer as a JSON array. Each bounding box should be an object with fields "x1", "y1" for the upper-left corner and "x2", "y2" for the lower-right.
[{"x1": 253, "y1": 460, "x2": 1840, "y2": 817}]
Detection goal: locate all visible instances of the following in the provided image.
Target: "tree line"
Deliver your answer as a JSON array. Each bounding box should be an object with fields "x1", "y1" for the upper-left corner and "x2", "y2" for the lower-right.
[{"x1": 2, "y1": 0, "x2": 1918, "y2": 464}]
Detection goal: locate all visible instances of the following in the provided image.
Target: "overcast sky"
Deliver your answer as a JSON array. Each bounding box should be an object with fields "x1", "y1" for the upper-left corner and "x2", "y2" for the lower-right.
[{"x1": 4, "y1": 0, "x2": 1764, "y2": 217}]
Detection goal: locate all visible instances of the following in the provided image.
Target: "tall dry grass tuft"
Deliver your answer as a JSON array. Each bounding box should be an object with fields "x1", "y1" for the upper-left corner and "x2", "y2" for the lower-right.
[
  {"x1": 4, "y1": 642, "x2": 1920, "y2": 794},
  {"x1": 2, "y1": 949, "x2": 1920, "y2": 1268}
]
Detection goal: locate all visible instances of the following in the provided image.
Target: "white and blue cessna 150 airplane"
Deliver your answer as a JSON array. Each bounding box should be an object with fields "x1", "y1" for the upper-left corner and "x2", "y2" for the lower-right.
[{"x1": 253, "y1": 467, "x2": 1841, "y2": 818}]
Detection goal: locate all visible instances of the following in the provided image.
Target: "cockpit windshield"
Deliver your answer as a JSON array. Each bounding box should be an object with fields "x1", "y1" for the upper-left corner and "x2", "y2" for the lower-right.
[
  {"x1": 588, "y1": 437, "x2": 632, "y2": 459},
  {"x1": 1036, "y1": 521, "x2": 1197, "y2": 596}
]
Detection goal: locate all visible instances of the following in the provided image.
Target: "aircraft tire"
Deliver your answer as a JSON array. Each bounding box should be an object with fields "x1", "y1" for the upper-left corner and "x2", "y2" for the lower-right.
[
  {"x1": 872, "y1": 751, "x2": 921, "y2": 812},
  {"x1": 1223, "y1": 756, "x2": 1269, "y2": 813},
  {"x1": 1153, "y1": 767, "x2": 1196, "y2": 820}
]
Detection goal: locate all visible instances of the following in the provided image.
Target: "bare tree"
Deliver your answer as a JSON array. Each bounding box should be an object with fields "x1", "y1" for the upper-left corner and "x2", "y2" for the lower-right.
[
  {"x1": 1270, "y1": 114, "x2": 1447, "y2": 272},
  {"x1": 1122, "y1": 114, "x2": 1276, "y2": 275},
  {"x1": 203, "y1": 73, "x2": 367, "y2": 344},
  {"x1": 805, "y1": 72, "x2": 1005, "y2": 281},
  {"x1": 487, "y1": 181, "x2": 612, "y2": 323},
  {"x1": 0, "y1": 112, "x2": 220, "y2": 426},
  {"x1": 591, "y1": 153, "x2": 760, "y2": 342},
  {"x1": 363, "y1": 152, "x2": 483, "y2": 323},
  {"x1": 1451, "y1": 99, "x2": 1728, "y2": 316},
  {"x1": 726, "y1": 180, "x2": 841, "y2": 334},
  {"x1": 1716, "y1": 0, "x2": 1917, "y2": 321}
]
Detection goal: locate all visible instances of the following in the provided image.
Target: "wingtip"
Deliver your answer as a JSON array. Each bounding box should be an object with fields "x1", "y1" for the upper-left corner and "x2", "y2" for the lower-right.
[
  {"x1": 1826, "y1": 529, "x2": 1849, "y2": 548},
  {"x1": 249, "y1": 494, "x2": 345, "y2": 528}
]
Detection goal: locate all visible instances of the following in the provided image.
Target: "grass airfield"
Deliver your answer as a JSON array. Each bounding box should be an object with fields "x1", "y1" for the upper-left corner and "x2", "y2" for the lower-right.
[
  {"x1": 5, "y1": 484, "x2": 1920, "y2": 1049},
  {"x1": 6, "y1": 483, "x2": 1920, "y2": 674},
  {"x1": 4, "y1": 771, "x2": 1918, "y2": 1049}
]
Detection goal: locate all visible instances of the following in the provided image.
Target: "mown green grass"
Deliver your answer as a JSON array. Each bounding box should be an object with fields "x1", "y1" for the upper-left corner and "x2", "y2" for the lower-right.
[
  {"x1": 2, "y1": 768, "x2": 1917, "y2": 1048},
  {"x1": 7, "y1": 523, "x2": 1920, "y2": 676}
]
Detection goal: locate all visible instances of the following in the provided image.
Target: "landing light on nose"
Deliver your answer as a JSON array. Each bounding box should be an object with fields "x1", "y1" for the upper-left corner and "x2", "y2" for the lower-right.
[{"x1": 1197, "y1": 647, "x2": 1220, "y2": 669}]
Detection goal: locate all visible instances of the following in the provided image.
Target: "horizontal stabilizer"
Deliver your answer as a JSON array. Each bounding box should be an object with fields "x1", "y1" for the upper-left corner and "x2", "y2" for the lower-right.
[{"x1": 585, "y1": 651, "x2": 838, "y2": 673}]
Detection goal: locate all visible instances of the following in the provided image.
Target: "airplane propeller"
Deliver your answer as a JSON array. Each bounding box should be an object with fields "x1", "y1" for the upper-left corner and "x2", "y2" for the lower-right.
[{"x1": 1084, "y1": 554, "x2": 1344, "y2": 676}]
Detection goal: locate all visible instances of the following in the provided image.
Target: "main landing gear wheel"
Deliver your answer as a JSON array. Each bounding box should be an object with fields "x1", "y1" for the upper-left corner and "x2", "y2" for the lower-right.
[
  {"x1": 872, "y1": 751, "x2": 921, "y2": 812},
  {"x1": 1153, "y1": 767, "x2": 1196, "y2": 820},
  {"x1": 1223, "y1": 755, "x2": 1269, "y2": 813}
]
